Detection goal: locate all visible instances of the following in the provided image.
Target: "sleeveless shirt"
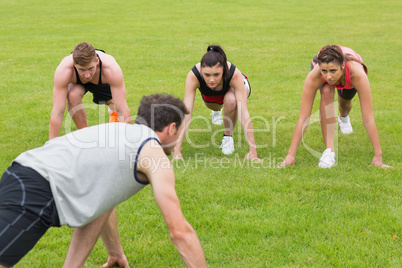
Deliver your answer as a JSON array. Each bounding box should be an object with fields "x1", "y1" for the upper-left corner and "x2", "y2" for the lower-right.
[
  {"x1": 191, "y1": 63, "x2": 236, "y2": 96},
  {"x1": 74, "y1": 54, "x2": 105, "y2": 86},
  {"x1": 318, "y1": 46, "x2": 364, "y2": 92},
  {"x1": 14, "y1": 123, "x2": 160, "y2": 227}
]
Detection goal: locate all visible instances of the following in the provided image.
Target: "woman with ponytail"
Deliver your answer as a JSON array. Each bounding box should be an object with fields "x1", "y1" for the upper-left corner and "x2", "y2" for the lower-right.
[
  {"x1": 280, "y1": 45, "x2": 390, "y2": 168},
  {"x1": 173, "y1": 45, "x2": 260, "y2": 161}
]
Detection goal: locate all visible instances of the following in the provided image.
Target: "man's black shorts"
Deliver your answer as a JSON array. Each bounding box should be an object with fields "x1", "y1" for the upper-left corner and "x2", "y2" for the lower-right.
[
  {"x1": 0, "y1": 162, "x2": 60, "y2": 267},
  {"x1": 84, "y1": 83, "x2": 113, "y2": 104}
]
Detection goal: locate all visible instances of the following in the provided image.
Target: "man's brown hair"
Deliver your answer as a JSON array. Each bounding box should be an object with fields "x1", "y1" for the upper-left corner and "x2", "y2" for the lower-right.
[
  {"x1": 72, "y1": 42, "x2": 96, "y2": 65},
  {"x1": 135, "y1": 94, "x2": 189, "y2": 132}
]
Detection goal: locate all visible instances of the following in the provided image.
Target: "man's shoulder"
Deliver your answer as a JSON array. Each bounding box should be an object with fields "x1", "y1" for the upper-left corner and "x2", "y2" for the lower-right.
[
  {"x1": 98, "y1": 51, "x2": 119, "y2": 66},
  {"x1": 99, "y1": 54, "x2": 123, "y2": 84},
  {"x1": 54, "y1": 55, "x2": 75, "y2": 82},
  {"x1": 56, "y1": 54, "x2": 74, "y2": 72},
  {"x1": 121, "y1": 123, "x2": 159, "y2": 139},
  {"x1": 58, "y1": 54, "x2": 74, "y2": 66}
]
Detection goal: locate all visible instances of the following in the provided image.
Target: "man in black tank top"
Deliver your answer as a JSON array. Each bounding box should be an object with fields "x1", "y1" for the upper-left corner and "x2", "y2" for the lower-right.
[
  {"x1": 49, "y1": 42, "x2": 131, "y2": 139},
  {"x1": 73, "y1": 52, "x2": 113, "y2": 103}
]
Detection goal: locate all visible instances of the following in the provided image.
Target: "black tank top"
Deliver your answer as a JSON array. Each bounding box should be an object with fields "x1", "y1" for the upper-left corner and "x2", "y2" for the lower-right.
[{"x1": 191, "y1": 63, "x2": 236, "y2": 96}]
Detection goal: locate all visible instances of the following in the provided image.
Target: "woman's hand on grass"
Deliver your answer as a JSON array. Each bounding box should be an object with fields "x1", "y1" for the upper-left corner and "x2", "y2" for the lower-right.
[
  {"x1": 371, "y1": 155, "x2": 392, "y2": 168},
  {"x1": 103, "y1": 254, "x2": 129, "y2": 268},
  {"x1": 172, "y1": 151, "x2": 184, "y2": 162},
  {"x1": 279, "y1": 155, "x2": 295, "y2": 167},
  {"x1": 245, "y1": 152, "x2": 262, "y2": 162}
]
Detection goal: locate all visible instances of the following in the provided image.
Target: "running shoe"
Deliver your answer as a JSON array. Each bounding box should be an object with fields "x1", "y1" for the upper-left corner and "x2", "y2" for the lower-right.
[
  {"x1": 338, "y1": 115, "x2": 353, "y2": 134},
  {"x1": 109, "y1": 111, "x2": 119, "y2": 123},
  {"x1": 318, "y1": 148, "x2": 335, "y2": 168},
  {"x1": 220, "y1": 136, "x2": 235, "y2": 155},
  {"x1": 211, "y1": 109, "x2": 223, "y2": 125}
]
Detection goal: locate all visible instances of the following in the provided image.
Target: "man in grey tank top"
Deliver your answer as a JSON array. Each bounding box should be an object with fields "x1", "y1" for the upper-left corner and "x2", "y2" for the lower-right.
[{"x1": 0, "y1": 94, "x2": 207, "y2": 268}]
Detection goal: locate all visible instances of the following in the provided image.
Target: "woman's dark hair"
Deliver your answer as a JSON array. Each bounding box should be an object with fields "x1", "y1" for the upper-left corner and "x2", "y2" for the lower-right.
[
  {"x1": 200, "y1": 45, "x2": 230, "y2": 80},
  {"x1": 317, "y1": 45, "x2": 368, "y2": 74},
  {"x1": 135, "y1": 94, "x2": 189, "y2": 132}
]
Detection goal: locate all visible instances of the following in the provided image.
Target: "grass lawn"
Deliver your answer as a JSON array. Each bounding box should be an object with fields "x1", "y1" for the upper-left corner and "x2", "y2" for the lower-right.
[{"x1": 0, "y1": 0, "x2": 401, "y2": 267}]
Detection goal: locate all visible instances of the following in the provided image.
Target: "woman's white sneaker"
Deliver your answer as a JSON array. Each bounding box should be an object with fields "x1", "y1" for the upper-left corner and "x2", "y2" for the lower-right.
[
  {"x1": 220, "y1": 136, "x2": 235, "y2": 155},
  {"x1": 318, "y1": 148, "x2": 335, "y2": 168},
  {"x1": 338, "y1": 116, "x2": 353, "y2": 134},
  {"x1": 211, "y1": 109, "x2": 223, "y2": 125}
]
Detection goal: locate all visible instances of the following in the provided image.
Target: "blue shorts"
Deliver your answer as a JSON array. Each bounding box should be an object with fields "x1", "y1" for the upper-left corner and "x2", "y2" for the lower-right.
[
  {"x1": 311, "y1": 55, "x2": 357, "y2": 100},
  {"x1": 0, "y1": 163, "x2": 60, "y2": 267},
  {"x1": 83, "y1": 83, "x2": 113, "y2": 104}
]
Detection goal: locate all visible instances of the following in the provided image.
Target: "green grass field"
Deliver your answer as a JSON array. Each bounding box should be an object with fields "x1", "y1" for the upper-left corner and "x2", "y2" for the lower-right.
[{"x1": 0, "y1": 0, "x2": 401, "y2": 267}]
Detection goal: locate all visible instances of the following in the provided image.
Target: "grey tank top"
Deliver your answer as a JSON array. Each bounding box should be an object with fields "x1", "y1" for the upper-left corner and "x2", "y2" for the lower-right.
[{"x1": 14, "y1": 123, "x2": 160, "y2": 227}]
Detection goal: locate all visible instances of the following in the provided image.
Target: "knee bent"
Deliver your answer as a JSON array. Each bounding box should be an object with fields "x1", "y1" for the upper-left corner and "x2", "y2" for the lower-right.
[
  {"x1": 320, "y1": 85, "x2": 335, "y2": 102},
  {"x1": 223, "y1": 92, "x2": 237, "y2": 109},
  {"x1": 67, "y1": 85, "x2": 85, "y2": 103}
]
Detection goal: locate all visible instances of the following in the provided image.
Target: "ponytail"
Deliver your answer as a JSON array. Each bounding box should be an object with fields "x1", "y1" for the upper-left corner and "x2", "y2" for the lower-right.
[{"x1": 201, "y1": 45, "x2": 230, "y2": 80}]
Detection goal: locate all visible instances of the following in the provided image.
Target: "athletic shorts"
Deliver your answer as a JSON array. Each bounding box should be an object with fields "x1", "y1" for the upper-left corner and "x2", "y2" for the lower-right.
[
  {"x1": 311, "y1": 55, "x2": 357, "y2": 100},
  {"x1": 337, "y1": 88, "x2": 357, "y2": 100},
  {"x1": 202, "y1": 74, "x2": 251, "y2": 105},
  {"x1": 83, "y1": 83, "x2": 113, "y2": 104},
  {"x1": 0, "y1": 162, "x2": 60, "y2": 267}
]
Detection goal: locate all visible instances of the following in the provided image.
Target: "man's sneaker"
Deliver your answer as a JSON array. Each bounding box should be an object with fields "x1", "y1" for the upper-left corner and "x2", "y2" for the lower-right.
[
  {"x1": 211, "y1": 109, "x2": 223, "y2": 125},
  {"x1": 109, "y1": 111, "x2": 119, "y2": 123},
  {"x1": 318, "y1": 148, "x2": 335, "y2": 168},
  {"x1": 338, "y1": 115, "x2": 353, "y2": 134},
  {"x1": 220, "y1": 136, "x2": 234, "y2": 155}
]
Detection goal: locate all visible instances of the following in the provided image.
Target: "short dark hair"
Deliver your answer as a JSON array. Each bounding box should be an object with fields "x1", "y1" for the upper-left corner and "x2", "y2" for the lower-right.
[
  {"x1": 135, "y1": 94, "x2": 189, "y2": 132},
  {"x1": 72, "y1": 42, "x2": 96, "y2": 65}
]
